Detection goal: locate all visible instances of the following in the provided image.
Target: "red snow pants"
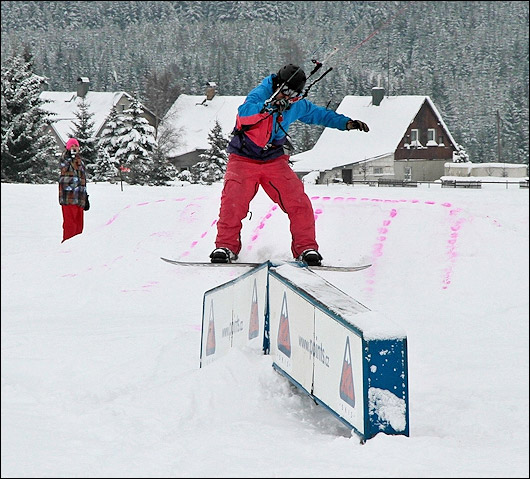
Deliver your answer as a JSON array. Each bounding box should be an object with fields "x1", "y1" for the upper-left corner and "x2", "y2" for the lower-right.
[
  {"x1": 61, "y1": 204, "x2": 84, "y2": 242},
  {"x1": 215, "y1": 154, "x2": 318, "y2": 258}
]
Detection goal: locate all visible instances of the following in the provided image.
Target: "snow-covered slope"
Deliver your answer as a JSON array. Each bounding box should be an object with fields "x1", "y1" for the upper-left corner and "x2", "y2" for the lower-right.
[{"x1": 1, "y1": 182, "x2": 528, "y2": 477}]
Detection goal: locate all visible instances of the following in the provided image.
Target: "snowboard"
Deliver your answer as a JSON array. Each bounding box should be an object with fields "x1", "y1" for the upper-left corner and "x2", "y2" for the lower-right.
[{"x1": 160, "y1": 257, "x2": 371, "y2": 272}]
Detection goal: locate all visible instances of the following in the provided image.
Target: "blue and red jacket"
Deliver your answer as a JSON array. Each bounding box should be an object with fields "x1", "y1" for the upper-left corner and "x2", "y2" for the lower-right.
[{"x1": 227, "y1": 74, "x2": 351, "y2": 161}]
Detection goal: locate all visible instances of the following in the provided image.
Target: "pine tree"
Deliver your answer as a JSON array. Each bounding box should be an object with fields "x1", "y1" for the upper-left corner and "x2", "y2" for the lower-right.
[
  {"x1": 69, "y1": 98, "x2": 97, "y2": 177},
  {"x1": 148, "y1": 115, "x2": 181, "y2": 186},
  {"x1": 114, "y1": 95, "x2": 157, "y2": 185},
  {"x1": 190, "y1": 120, "x2": 228, "y2": 184},
  {"x1": 501, "y1": 85, "x2": 529, "y2": 164},
  {"x1": 91, "y1": 149, "x2": 118, "y2": 183},
  {"x1": 97, "y1": 107, "x2": 122, "y2": 159},
  {"x1": 150, "y1": 144, "x2": 178, "y2": 186},
  {"x1": 1, "y1": 52, "x2": 58, "y2": 183},
  {"x1": 95, "y1": 106, "x2": 125, "y2": 182},
  {"x1": 2, "y1": 2, "x2": 528, "y2": 167},
  {"x1": 453, "y1": 144, "x2": 470, "y2": 163}
]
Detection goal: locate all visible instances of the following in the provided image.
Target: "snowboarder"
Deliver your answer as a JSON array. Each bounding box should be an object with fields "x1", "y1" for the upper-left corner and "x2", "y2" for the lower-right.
[
  {"x1": 210, "y1": 64, "x2": 369, "y2": 265},
  {"x1": 59, "y1": 138, "x2": 89, "y2": 242}
]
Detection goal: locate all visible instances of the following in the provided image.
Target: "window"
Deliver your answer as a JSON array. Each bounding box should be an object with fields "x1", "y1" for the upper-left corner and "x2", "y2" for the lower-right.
[
  {"x1": 426, "y1": 128, "x2": 437, "y2": 146},
  {"x1": 410, "y1": 129, "x2": 423, "y2": 148},
  {"x1": 373, "y1": 167, "x2": 383, "y2": 175},
  {"x1": 404, "y1": 167, "x2": 412, "y2": 181}
]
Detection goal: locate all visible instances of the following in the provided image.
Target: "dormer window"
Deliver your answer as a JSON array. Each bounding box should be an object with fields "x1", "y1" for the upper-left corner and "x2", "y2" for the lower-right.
[{"x1": 426, "y1": 128, "x2": 438, "y2": 146}]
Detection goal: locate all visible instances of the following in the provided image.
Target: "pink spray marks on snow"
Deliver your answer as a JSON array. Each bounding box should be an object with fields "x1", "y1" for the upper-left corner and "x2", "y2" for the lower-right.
[
  {"x1": 246, "y1": 204, "x2": 279, "y2": 252},
  {"x1": 310, "y1": 196, "x2": 466, "y2": 294},
  {"x1": 441, "y1": 206, "x2": 466, "y2": 289},
  {"x1": 101, "y1": 195, "x2": 212, "y2": 260},
  {"x1": 104, "y1": 197, "x2": 187, "y2": 227},
  {"x1": 310, "y1": 195, "x2": 337, "y2": 221},
  {"x1": 243, "y1": 196, "x2": 338, "y2": 252},
  {"x1": 362, "y1": 199, "x2": 465, "y2": 293},
  {"x1": 180, "y1": 218, "x2": 218, "y2": 258},
  {"x1": 363, "y1": 207, "x2": 398, "y2": 296},
  {"x1": 60, "y1": 255, "x2": 125, "y2": 278},
  {"x1": 121, "y1": 280, "x2": 160, "y2": 294},
  {"x1": 175, "y1": 196, "x2": 220, "y2": 258},
  {"x1": 101, "y1": 194, "x2": 467, "y2": 293},
  {"x1": 78, "y1": 196, "x2": 198, "y2": 277},
  {"x1": 105, "y1": 204, "x2": 132, "y2": 226}
]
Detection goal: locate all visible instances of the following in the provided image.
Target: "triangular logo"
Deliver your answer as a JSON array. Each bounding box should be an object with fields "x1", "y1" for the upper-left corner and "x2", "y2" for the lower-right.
[
  {"x1": 339, "y1": 336, "x2": 355, "y2": 407},
  {"x1": 206, "y1": 299, "x2": 216, "y2": 356},
  {"x1": 248, "y1": 278, "x2": 259, "y2": 339},
  {"x1": 277, "y1": 292, "x2": 291, "y2": 357}
]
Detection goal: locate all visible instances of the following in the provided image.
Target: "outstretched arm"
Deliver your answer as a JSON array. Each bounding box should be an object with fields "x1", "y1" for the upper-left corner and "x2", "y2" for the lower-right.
[{"x1": 297, "y1": 100, "x2": 369, "y2": 132}]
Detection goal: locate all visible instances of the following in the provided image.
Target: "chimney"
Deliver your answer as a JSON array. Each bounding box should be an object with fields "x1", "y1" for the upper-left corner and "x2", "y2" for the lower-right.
[
  {"x1": 371, "y1": 87, "x2": 385, "y2": 106},
  {"x1": 37, "y1": 76, "x2": 49, "y2": 92},
  {"x1": 77, "y1": 77, "x2": 90, "y2": 98},
  {"x1": 205, "y1": 81, "x2": 217, "y2": 101}
]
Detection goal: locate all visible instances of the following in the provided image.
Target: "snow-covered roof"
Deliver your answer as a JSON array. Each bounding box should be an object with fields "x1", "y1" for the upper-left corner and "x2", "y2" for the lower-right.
[
  {"x1": 445, "y1": 162, "x2": 526, "y2": 170},
  {"x1": 40, "y1": 91, "x2": 130, "y2": 144},
  {"x1": 292, "y1": 95, "x2": 457, "y2": 173},
  {"x1": 161, "y1": 94, "x2": 246, "y2": 157}
]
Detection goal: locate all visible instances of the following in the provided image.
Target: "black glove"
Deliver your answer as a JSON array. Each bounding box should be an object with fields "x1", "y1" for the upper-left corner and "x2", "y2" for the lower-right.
[
  {"x1": 346, "y1": 119, "x2": 369, "y2": 132},
  {"x1": 84, "y1": 194, "x2": 90, "y2": 211},
  {"x1": 272, "y1": 98, "x2": 290, "y2": 113}
]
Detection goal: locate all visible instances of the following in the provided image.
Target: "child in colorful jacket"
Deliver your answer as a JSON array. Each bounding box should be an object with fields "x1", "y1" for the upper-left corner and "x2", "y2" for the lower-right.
[
  {"x1": 210, "y1": 64, "x2": 369, "y2": 265},
  {"x1": 59, "y1": 138, "x2": 89, "y2": 242}
]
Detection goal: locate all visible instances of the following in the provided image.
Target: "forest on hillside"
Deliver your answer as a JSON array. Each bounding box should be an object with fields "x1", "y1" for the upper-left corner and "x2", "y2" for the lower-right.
[{"x1": 1, "y1": 1, "x2": 528, "y2": 164}]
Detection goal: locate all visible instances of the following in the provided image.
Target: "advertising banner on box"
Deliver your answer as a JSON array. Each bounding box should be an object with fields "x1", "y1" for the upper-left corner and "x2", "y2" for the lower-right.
[
  {"x1": 268, "y1": 264, "x2": 408, "y2": 440},
  {"x1": 268, "y1": 275, "x2": 315, "y2": 392},
  {"x1": 200, "y1": 264, "x2": 268, "y2": 367},
  {"x1": 312, "y1": 313, "x2": 365, "y2": 435},
  {"x1": 198, "y1": 261, "x2": 408, "y2": 441},
  {"x1": 230, "y1": 267, "x2": 268, "y2": 349}
]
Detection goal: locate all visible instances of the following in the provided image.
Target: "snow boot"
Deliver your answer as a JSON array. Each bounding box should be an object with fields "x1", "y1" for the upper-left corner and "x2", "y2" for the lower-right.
[
  {"x1": 297, "y1": 249, "x2": 323, "y2": 266},
  {"x1": 210, "y1": 247, "x2": 238, "y2": 263}
]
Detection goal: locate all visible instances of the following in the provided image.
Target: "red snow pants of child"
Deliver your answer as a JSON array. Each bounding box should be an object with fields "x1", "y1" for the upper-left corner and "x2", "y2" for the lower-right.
[
  {"x1": 61, "y1": 204, "x2": 84, "y2": 242},
  {"x1": 215, "y1": 154, "x2": 318, "y2": 258}
]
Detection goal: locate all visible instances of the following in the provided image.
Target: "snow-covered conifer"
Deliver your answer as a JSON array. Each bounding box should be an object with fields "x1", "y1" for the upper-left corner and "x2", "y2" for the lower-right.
[
  {"x1": 70, "y1": 98, "x2": 97, "y2": 177},
  {"x1": 190, "y1": 120, "x2": 228, "y2": 184},
  {"x1": 96, "y1": 106, "x2": 126, "y2": 182},
  {"x1": 114, "y1": 95, "x2": 156, "y2": 185},
  {"x1": 453, "y1": 144, "x2": 470, "y2": 163},
  {"x1": 1, "y1": 53, "x2": 58, "y2": 183}
]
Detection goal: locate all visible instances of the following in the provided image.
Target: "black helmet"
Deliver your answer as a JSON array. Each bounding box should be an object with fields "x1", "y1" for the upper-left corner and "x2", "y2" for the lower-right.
[{"x1": 277, "y1": 64, "x2": 306, "y2": 93}]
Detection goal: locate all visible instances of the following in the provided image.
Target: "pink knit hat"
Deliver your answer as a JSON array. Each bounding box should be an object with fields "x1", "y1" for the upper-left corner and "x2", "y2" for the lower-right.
[{"x1": 65, "y1": 138, "x2": 80, "y2": 150}]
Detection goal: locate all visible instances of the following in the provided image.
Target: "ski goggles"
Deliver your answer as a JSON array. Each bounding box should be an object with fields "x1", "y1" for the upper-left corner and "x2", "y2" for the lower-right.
[{"x1": 280, "y1": 87, "x2": 299, "y2": 98}]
